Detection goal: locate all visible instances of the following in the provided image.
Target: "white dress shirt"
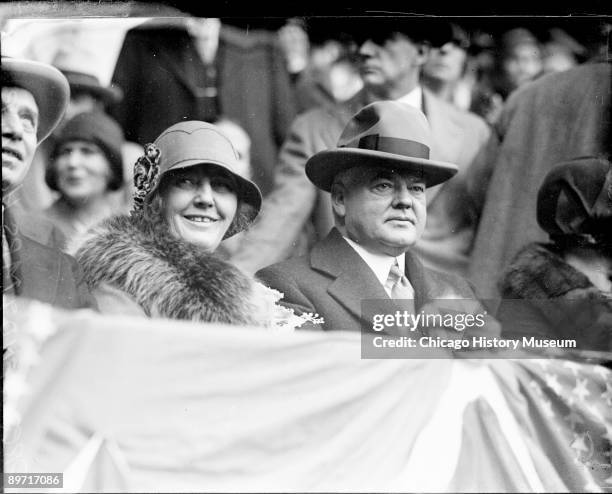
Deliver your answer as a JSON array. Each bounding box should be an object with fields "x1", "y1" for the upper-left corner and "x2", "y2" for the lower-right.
[
  {"x1": 396, "y1": 86, "x2": 423, "y2": 112},
  {"x1": 343, "y1": 236, "x2": 413, "y2": 297}
]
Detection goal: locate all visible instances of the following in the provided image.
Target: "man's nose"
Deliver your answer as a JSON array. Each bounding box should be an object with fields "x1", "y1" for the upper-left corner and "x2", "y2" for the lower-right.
[
  {"x1": 358, "y1": 40, "x2": 378, "y2": 58},
  {"x1": 65, "y1": 150, "x2": 81, "y2": 168},
  {"x1": 2, "y1": 110, "x2": 24, "y2": 140},
  {"x1": 193, "y1": 179, "x2": 214, "y2": 207},
  {"x1": 392, "y1": 185, "x2": 414, "y2": 208}
]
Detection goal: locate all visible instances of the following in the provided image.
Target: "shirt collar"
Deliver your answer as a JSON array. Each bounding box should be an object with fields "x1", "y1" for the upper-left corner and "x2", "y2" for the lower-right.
[
  {"x1": 396, "y1": 86, "x2": 423, "y2": 112},
  {"x1": 343, "y1": 235, "x2": 406, "y2": 287}
]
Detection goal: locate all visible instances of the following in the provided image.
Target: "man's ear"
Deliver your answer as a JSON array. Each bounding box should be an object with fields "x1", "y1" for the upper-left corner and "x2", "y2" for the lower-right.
[{"x1": 330, "y1": 182, "x2": 347, "y2": 219}]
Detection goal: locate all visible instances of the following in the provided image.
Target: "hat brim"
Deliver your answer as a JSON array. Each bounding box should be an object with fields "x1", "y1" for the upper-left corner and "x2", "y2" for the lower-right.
[
  {"x1": 2, "y1": 58, "x2": 69, "y2": 143},
  {"x1": 158, "y1": 159, "x2": 263, "y2": 235},
  {"x1": 69, "y1": 81, "x2": 123, "y2": 104},
  {"x1": 305, "y1": 148, "x2": 459, "y2": 191}
]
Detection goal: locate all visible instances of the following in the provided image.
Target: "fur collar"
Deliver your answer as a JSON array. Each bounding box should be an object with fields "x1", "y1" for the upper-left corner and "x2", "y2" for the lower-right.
[
  {"x1": 74, "y1": 214, "x2": 260, "y2": 324},
  {"x1": 498, "y1": 243, "x2": 600, "y2": 299}
]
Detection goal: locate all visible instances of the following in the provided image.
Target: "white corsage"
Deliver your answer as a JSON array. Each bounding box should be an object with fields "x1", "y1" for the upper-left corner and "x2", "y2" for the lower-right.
[{"x1": 251, "y1": 282, "x2": 324, "y2": 331}]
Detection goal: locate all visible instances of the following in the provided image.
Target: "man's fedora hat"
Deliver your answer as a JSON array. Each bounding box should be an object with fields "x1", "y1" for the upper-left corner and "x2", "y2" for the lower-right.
[
  {"x1": 59, "y1": 70, "x2": 123, "y2": 105},
  {"x1": 152, "y1": 121, "x2": 262, "y2": 237},
  {"x1": 51, "y1": 45, "x2": 122, "y2": 104},
  {"x1": 2, "y1": 56, "x2": 70, "y2": 142},
  {"x1": 305, "y1": 101, "x2": 458, "y2": 191}
]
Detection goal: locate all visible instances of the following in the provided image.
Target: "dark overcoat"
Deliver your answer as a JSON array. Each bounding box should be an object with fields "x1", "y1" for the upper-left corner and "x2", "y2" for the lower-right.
[
  {"x1": 110, "y1": 23, "x2": 297, "y2": 195},
  {"x1": 466, "y1": 63, "x2": 612, "y2": 296}
]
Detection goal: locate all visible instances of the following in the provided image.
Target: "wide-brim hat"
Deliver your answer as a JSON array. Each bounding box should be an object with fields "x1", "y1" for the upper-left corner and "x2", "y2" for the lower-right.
[
  {"x1": 305, "y1": 101, "x2": 458, "y2": 192},
  {"x1": 2, "y1": 57, "x2": 69, "y2": 143},
  {"x1": 152, "y1": 121, "x2": 262, "y2": 237},
  {"x1": 537, "y1": 156, "x2": 612, "y2": 247},
  {"x1": 59, "y1": 69, "x2": 123, "y2": 105}
]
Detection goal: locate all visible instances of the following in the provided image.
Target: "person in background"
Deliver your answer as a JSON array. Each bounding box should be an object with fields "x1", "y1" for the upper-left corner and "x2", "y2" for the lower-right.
[
  {"x1": 497, "y1": 28, "x2": 543, "y2": 96},
  {"x1": 278, "y1": 18, "x2": 363, "y2": 113},
  {"x1": 470, "y1": 27, "x2": 543, "y2": 125},
  {"x1": 541, "y1": 28, "x2": 587, "y2": 74},
  {"x1": 110, "y1": 17, "x2": 296, "y2": 196},
  {"x1": 421, "y1": 23, "x2": 472, "y2": 111},
  {"x1": 2, "y1": 56, "x2": 95, "y2": 309},
  {"x1": 14, "y1": 47, "x2": 139, "y2": 222},
  {"x1": 466, "y1": 62, "x2": 611, "y2": 297},
  {"x1": 43, "y1": 112, "x2": 125, "y2": 246},
  {"x1": 497, "y1": 157, "x2": 611, "y2": 351},
  {"x1": 229, "y1": 18, "x2": 490, "y2": 279}
]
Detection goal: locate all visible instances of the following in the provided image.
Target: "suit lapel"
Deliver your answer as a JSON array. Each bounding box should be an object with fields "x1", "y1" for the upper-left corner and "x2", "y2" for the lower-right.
[{"x1": 311, "y1": 229, "x2": 389, "y2": 320}]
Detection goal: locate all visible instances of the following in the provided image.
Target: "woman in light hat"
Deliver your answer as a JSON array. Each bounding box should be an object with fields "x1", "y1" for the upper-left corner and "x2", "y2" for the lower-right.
[
  {"x1": 44, "y1": 111, "x2": 126, "y2": 245},
  {"x1": 72, "y1": 120, "x2": 287, "y2": 325},
  {"x1": 497, "y1": 156, "x2": 612, "y2": 351}
]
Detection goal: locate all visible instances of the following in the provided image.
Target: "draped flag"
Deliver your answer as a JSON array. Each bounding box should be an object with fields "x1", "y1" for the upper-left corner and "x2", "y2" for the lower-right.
[{"x1": 3, "y1": 298, "x2": 611, "y2": 493}]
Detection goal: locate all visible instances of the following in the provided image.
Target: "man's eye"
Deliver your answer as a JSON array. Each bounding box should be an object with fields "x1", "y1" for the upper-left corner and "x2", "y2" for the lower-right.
[
  {"x1": 20, "y1": 113, "x2": 36, "y2": 132},
  {"x1": 373, "y1": 181, "x2": 393, "y2": 191},
  {"x1": 410, "y1": 184, "x2": 425, "y2": 193}
]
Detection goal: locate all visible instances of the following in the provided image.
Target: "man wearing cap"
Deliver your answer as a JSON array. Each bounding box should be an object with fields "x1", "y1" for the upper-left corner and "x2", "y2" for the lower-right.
[
  {"x1": 2, "y1": 57, "x2": 96, "y2": 309},
  {"x1": 230, "y1": 19, "x2": 490, "y2": 279},
  {"x1": 256, "y1": 102, "x2": 481, "y2": 331}
]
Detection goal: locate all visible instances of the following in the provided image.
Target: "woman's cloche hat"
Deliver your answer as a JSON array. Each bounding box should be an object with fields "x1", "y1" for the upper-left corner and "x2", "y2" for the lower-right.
[
  {"x1": 305, "y1": 101, "x2": 459, "y2": 192},
  {"x1": 537, "y1": 156, "x2": 612, "y2": 248},
  {"x1": 138, "y1": 121, "x2": 262, "y2": 236},
  {"x1": 2, "y1": 56, "x2": 70, "y2": 143}
]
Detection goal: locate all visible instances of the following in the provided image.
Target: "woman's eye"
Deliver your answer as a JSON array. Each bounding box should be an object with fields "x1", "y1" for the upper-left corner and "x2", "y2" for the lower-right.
[
  {"x1": 211, "y1": 179, "x2": 234, "y2": 192},
  {"x1": 176, "y1": 177, "x2": 195, "y2": 187}
]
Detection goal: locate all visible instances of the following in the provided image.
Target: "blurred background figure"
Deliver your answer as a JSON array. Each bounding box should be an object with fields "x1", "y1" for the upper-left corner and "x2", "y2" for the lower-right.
[
  {"x1": 422, "y1": 23, "x2": 472, "y2": 111},
  {"x1": 278, "y1": 18, "x2": 363, "y2": 113},
  {"x1": 14, "y1": 46, "x2": 137, "y2": 217},
  {"x1": 470, "y1": 27, "x2": 543, "y2": 125},
  {"x1": 43, "y1": 112, "x2": 125, "y2": 247},
  {"x1": 466, "y1": 61, "x2": 611, "y2": 297},
  {"x1": 498, "y1": 27, "x2": 543, "y2": 94},
  {"x1": 497, "y1": 157, "x2": 612, "y2": 351},
  {"x1": 541, "y1": 27, "x2": 587, "y2": 74},
  {"x1": 110, "y1": 16, "x2": 296, "y2": 196}
]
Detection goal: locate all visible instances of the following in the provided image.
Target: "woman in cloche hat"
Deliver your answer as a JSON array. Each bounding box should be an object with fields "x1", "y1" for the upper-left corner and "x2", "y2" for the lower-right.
[
  {"x1": 497, "y1": 156, "x2": 612, "y2": 352},
  {"x1": 72, "y1": 120, "x2": 289, "y2": 325}
]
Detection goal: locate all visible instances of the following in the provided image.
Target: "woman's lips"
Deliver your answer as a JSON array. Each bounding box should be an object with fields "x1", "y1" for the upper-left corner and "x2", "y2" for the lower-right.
[{"x1": 183, "y1": 214, "x2": 219, "y2": 224}]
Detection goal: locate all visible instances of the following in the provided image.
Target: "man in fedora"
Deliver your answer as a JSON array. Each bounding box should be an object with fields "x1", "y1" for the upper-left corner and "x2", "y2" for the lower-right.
[
  {"x1": 230, "y1": 19, "x2": 490, "y2": 279},
  {"x1": 256, "y1": 102, "x2": 480, "y2": 331},
  {"x1": 2, "y1": 56, "x2": 95, "y2": 309}
]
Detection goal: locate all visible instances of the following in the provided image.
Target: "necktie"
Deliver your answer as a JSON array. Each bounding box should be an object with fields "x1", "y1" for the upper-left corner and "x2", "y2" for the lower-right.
[{"x1": 386, "y1": 261, "x2": 415, "y2": 312}]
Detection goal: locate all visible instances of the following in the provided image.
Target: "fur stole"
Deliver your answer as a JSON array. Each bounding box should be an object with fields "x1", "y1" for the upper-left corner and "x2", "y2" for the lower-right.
[
  {"x1": 498, "y1": 243, "x2": 607, "y2": 301},
  {"x1": 73, "y1": 214, "x2": 261, "y2": 325}
]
